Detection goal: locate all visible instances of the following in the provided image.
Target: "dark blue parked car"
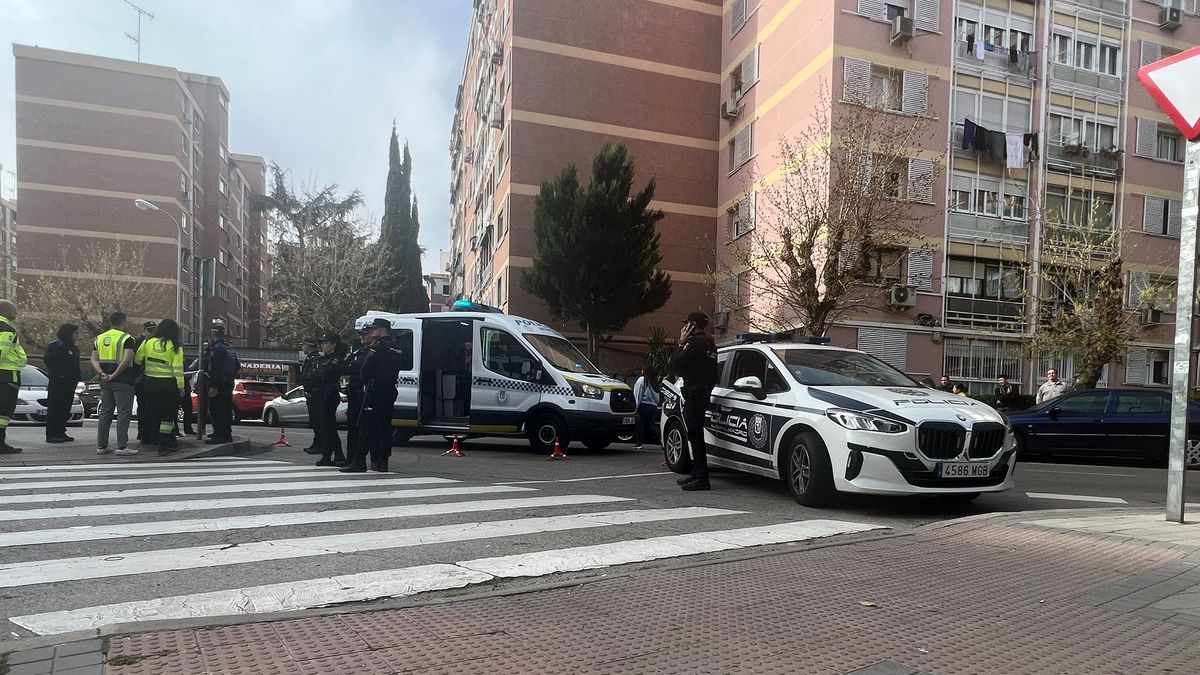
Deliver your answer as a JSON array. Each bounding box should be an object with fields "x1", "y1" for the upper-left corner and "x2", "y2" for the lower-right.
[{"x1": 1008, "y1": 388, "x2": 1200, "y2": 467}]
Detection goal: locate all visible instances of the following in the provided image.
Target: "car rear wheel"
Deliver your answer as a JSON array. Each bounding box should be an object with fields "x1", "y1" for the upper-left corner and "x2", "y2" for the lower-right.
[
  {"x1": 230, "y1": 407, "x2": 241, "y2": 425},
  {"x1": 781, "y1": 432, "x2": 835, "y2": 507},
  {"x1": 662, "y1": 420, "x2": 692, "y2": 474},
  {"x1": 1187, "y1": 438, "x2": 1200, "y2": 470},
  {"x1": 264, "y1": 409, "x2": 279, "y2": 427}
]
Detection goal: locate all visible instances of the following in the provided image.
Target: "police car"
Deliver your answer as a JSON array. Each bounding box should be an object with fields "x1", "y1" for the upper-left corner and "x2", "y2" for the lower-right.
[{"x1": 659, "y1": 333, "x2": 1015, "y2": 505}]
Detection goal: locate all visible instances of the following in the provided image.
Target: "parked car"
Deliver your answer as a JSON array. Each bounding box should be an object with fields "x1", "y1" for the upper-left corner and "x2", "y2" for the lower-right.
[
  {"x1": 262, "y1": 387, "x2": 348, "y2": 428},
  {"x1": 15, "y1": 365, "x2": 85, "y2": 424},
  {"x1": 76, "y1": 381, "x2": 100, "y2": 416},
  {"x1": 187, "y1": 380, "x2": 285, "y2": 424},
  {"x1": 1008, "y1": 388, "x2": 1200, "y2": 467}
]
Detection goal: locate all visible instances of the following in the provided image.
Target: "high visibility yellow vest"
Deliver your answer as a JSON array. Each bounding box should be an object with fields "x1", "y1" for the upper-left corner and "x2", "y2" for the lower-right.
[
  {"x1": 94, "y1": 328, "x2": 133, "y2": 371},
  {"x1": 0, "y1": 315, "x2": 27, "y2": 373},
  {"x1": 135, "y1": 337, "x2": 184, "y2": 390}
]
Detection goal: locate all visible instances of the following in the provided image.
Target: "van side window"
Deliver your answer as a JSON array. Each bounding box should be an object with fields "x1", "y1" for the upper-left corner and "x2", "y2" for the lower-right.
[
  {"x1": 481, "y1": 328, "x2": 540, "y2": 383},
  {"x1": 391, "y1": 329, "x2": 414, "y2": 371}
]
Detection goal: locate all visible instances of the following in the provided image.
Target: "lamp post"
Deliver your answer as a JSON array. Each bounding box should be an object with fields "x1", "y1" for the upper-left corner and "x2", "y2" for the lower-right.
[{"x1": 133, "y1": 198, "x2": 185, "y2": 326}]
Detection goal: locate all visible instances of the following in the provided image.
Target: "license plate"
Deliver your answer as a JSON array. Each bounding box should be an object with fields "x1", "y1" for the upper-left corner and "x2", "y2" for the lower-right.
[
  {"x1": 622, "y1": 416, "x2": 636, "y2": 426},
  {"x1": 937, "y1": 462, "x2": 991, "y2": 478}
]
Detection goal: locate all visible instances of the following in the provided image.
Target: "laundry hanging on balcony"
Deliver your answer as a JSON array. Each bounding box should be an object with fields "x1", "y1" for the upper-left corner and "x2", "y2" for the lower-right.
[{"x1": 1005, "y1": 134, "x2": 1024, "y2": 169}]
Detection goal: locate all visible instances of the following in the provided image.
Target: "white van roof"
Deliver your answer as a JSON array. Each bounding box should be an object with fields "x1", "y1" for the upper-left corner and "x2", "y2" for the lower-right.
[{"x1": 355, "y1": 310, "x2": 568, "y2": 339}]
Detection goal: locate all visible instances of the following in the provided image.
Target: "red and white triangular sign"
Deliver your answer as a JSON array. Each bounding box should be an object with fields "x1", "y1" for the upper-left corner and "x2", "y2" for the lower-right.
[{"x1": 1138, "y1": 44, "x2": 1200, "y2": 142}]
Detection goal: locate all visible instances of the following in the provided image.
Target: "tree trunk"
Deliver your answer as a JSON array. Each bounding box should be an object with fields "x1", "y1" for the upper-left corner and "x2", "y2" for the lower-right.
[{"x1": 1074, "y1": 360, "x2": 1105, "y2": 390}]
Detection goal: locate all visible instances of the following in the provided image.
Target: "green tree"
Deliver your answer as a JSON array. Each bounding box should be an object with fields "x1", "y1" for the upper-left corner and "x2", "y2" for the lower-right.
[
  {"x1": 377, "y1": 126, "x2": 429, "y2": 313},
  {"x1": 520, "y1": 143, "x2": 672, "y2": 364}
]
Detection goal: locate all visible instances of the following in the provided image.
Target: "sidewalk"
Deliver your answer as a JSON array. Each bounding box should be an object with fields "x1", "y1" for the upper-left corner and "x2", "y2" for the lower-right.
[
  {"x1": 0, "y1": 431, "x2": 252, "y2": 466},
  {"x1": 6, "y1": 508, "x2": 1200, "y2": 674}
]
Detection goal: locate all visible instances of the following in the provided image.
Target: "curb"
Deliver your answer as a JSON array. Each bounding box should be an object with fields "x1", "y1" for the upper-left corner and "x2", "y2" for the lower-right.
[{"x1": 0, "y1": 435, "x2": 253, "y2": 467}]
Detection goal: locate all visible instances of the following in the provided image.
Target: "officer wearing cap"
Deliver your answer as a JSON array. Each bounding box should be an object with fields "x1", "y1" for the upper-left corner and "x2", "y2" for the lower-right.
[
  {"x1": 204, "y1": 323, "x2": 236, "y2": 444},
  {"x1": 311, "y1": 332, "x2": 346, "y2": 466},
  {"x1": 673, "y1": 311, "x2": 719, "y2": 491},
  {"x1": 337, "y1": 327, "x2": 370, "y2": 469},
  {"x1": 345, "y1": 317, "x2": 402, "y2": 473},
  {"x1": 299, "y1": 338, "x2": 323, "y2": 455}
]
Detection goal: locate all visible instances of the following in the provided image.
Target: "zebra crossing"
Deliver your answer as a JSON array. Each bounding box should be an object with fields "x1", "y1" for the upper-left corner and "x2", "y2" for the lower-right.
[{"x1": 0, "y1": 457, "x2": 887, "y2": 637}]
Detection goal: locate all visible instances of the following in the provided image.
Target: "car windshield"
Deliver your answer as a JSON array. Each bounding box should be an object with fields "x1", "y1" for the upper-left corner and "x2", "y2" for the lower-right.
[
  {"x1": 524, "y1": 334, "x2": 601, "y2": 374},
  {"x1": 242, "y1": 382, "x2": 283, "y2": 393},
  {"x1": 772, "y1": 348, "x2": 920, "y2": 387},
  {"x1": 21, "y1": 365, "x2": 50, "y2": 387}
]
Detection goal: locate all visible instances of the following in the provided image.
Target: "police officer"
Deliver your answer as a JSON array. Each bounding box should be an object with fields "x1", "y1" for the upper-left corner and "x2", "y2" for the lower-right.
[
  {"x1": 312, "y1": 333, "x2": 346, "y2": 467},
  {"x1": 133, "y1": 321, "x2": 157, "y2": 445},
  {"x1": 350, "y1": 318, "x2": 402, "y2": 473},
  {"x1": 672, "y1": 311, "x2": 718, "y2": 491},
  {"x1": 338, "y1": 332, "x2": 370, "y2": 470},
  {"x1": 43, "y1": 323, "x2": 81, "y2": 443},
  {"x1": 204, "y1": 323, "x2": 235, "y2": 444},
  {"x1": 134, "y1": 319, "x2": 185, "y2": 453},
  {"x1": 91, "y1": 311, "x2": 137, "y2": 455},
  {"x1": 0, "y1": 299, "x2": 27, "y2": 454},
  {"x1": 299, "y1": 338, "x2": 322, "y2": 455}
]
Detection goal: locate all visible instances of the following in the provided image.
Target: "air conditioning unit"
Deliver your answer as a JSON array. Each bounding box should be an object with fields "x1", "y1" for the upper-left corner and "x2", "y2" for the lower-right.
[
  {"x1": 886, "y1": 285, "x2": 917, "y2": 309},
  {"x1": 1141, "y1": 308, "x2": 1164, "y2": 326},
  {"x1": 721, "y1": 98, "x2": 742, "y2": 120},
  {"x1": 489, "y1": 105, "x2": 504, "y2": 129},
  {"x1": 464, "y1": 148, "x2": 474, "y2": 165},
  {"x1": 490, "y1": 47, "x2": 503, "y2": 66},
  {"x1": 1159, "y1": 6, "x2": 1182, "y2": 30},
  {"x1": 714, "y1": 311, "x2": 730, "y2": 329},
  {"x1": 890, "y1": 15, "x2": 914, "y2": 45}
]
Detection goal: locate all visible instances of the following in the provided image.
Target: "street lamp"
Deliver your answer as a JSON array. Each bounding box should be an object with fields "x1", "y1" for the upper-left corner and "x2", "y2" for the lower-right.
[{"x1": 133, "y1": 198, "x2": 183, "y2": 230}]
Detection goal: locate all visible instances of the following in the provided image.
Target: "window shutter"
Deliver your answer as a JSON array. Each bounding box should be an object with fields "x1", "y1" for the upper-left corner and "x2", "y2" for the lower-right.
[
  {"x1": 858, "y1": 0, "x2": 887, "y2": 21},
  {"x1": 847, "y1": 149, "x2": 874, "y2": 190},
  {"x1": 907, "y1": 246, "x2": 934, "y2": 291},
  {"x1": 907, "y1": 158, "x2": 934, "y2": 203},
  {"x1": 1141, "y1": 40, "x2": 1162, "y2": 68},
  {"x1": 838, "y1": 242, "x2": 861, "y2": 273},
  {"x1": 732, "y1": 192, "x2": 757, "y2": 238},
  {"x1": 734, "y1": 124, "x2": 753, "y2": 168},
  {"x1": 913, "y1": 0, "x2": 940, "y2": 32},
  {"x1": 1143, "y1": 196, "x2": 1165, "y2": 234},
  {"x1": 901, "y1": 71, "x2": 929, "y2": 116},
  {"x1": 843, "y1": 58, "x2": 871, "y2": 105},
  {"x1": 741, "y1": 45, "x2": 760, "y2": 91},
  {"x1": 1135, "y1": 118, "x2": 1159, "y2": 158},
  {"x1": 1168, "y1": 199, "x2": 1183, "y2": 236},
  {"x1": 859, "y1": 328, "x2": 908, "y2": 371},
  {"x1": 1127, "y1": 271, "x2": 1150, "y2": 308},
  {"x1": 730, "y1": 0, "x2": 748, "y2": 37},
  {"x1": 1125, "y1": 348, "x2": 1147, "y2": 385}
]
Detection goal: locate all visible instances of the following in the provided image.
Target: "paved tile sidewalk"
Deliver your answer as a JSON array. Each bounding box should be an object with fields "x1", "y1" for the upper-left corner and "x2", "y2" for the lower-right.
[{"x1": 8, "y1": 510, "x2": 1200, "y2": 674}]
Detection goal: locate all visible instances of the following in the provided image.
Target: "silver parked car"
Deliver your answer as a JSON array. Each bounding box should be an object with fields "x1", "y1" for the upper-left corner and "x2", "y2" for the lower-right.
[{"x1": 262, "y1": 387, "x2": 347, "y2": 427}]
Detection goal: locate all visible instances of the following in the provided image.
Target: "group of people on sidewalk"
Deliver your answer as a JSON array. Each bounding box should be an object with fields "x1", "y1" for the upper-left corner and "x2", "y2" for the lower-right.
[
  {"x1": 297, "y1": 317, "x2": 405, "y2": 473},
  {"x1": 934, "y1": 368, "x2": 1069, "y2": 412}
]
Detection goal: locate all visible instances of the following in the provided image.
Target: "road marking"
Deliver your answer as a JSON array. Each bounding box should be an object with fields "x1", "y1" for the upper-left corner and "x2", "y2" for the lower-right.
[
  {"x1": 0, "y1": 477, "x2": 459, "y2": 505},
  {"x1": 0, "y1": 485, "x2": 537, "y2": 521},
  {"x1": 0, "y1": 470, "x2": 403, "y2": 491},
  {"x1": 0, "y1": 460, "x2": 289, "y2": 474},
  {"x1": 0, "y1": 507, "x2": 741, "y2": 588},
  {"x1": 1025, "y1": 469, "x2": 1138, "y2": 478},
  {"x1": 0, "y1": 465, "x2": 320, "y2": 480},
  {"x1": 496, "y1": 471, "x2": 672, "y2": 485},
  {"x1": 1026, "y1": 492, "x2": 1129, "y2": 505},
  {"x1": 9, "y1": 519, "x2": 884, "y2": 636},
  {"x1": 0, "y1": 495, "x2": 634, "y2": 547}
]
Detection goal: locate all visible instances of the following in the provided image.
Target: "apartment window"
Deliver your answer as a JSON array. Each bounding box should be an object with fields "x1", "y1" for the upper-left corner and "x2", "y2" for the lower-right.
[
  {"x1": 1053, "y1": 34, "x2": 1072, "y2": 65},
  {"x1": 944, "y1": 338, "x2": 1023, "y2": 395},
  {"x1": 730, "y1": 45, "x2": 760, "y2": 99},
  {"x1": 219, "y1": 285, "x2": 230, "y2": 301},
  {"x1": 219, "y1": 92, "x2": 228, "y2": 109},
  {"x1": 219, "y1": 178, "x2": 227, "y2": 197},
  {"x1": 1049, "y1": 113, "x2": 1117, "y2": 148},
  {"x1": 218, "y1": 249, "x2": 228, "y2": 267},
  {"x1": 219, "y1": 145, "x2": 227, "y2": 162},
  {"x1": 975, "y1": 188, "x2": 1001, "y2": 216},
  {"x1": 1157, "y1": 130, "x2": 1183, "y2": 162},
  {"x1": 983, "y1": 25, "x2": 1006, "y2": 48},
  {"x1": 495, "y1": 272, "x2": 506, "y2": 306},
  {"x1": 730, "y1": 0, "x2": 748, "y2": 37},
  {"x1": 951, "y1": 188, "x2": 972, "y2": 212},
  {"x1": 1149, "y1": 349, "x2": 1171, "y2": 386},
  {"x1": 956, "y1": 18, "x2": 977, "y2": 42},
  {"x1": 730, "y1": 192, "x2": 756, "y2": 239},
  {"x1": 1098, "y1": 43, "x2": 1121, "y2": 76},
  {"x1": 180, "y1": 173, "x2": 188, "y2": 197},
  {"x1": 1010, "y1": 30, "x2": 1033, "y2": 51},
  {"x1": 219, "y1": 214, "x2": 227, "y2": 230},
  {"x1": 946, "y1": 257, "x2": 1023, "y2": 301},
  {"x1": 950, "y1": 172, "x2": 1028, "y2": 222},
  {"x1": 729, "y1": 123, "x2": 753, "y2": 172},
  {"x1": 182, "y1": 133, "x2": 188, "y2": 154},
  {"x1": 1074, "y1": 41, "x2": 1095, "y2": 70},
  {"x1": 864, "y1": 248, "x2": 904, "y2": 282},
  {"x1": 1143, "y1": 196, "x2": 1183, "y2": 237},
  {"x1": 869, "y1": 65, "x2": 903, "y2": 112},
  {"x1": 1045, "y1": 186, "x2": 1114, "y2": 230},
  {"x1": 886, "y1": 2, "x2": 906, "y2": 21},
  {"x1": 1003, "y1": 194, "x2": 1026, "y2": 220}
]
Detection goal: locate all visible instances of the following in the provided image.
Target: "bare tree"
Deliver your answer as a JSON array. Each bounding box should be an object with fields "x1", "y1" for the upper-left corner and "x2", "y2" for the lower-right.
[
  {"x1": 21, "y1": 241, "x2": 171, "y2": 346},
  {"x1": 715, "y1": 93, "x2": 937, "y2": 336}
]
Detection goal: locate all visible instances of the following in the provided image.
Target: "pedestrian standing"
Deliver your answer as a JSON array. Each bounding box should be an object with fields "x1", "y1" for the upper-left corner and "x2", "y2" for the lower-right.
[
  {"x1": 204, "y1": 324, "x2": 236, "y2": 444},
  {"x1": 1036, "y1": 368, "x2": 1068, "y2": 404},
  {"x1": 672, "y1": 312, "x2": 718, "y2": 491},
  {"x1": 952, "y1": 383, "x2": 969, "y2": 397},
  {"x1": 935, "y1": 375, "x2": 954, "y2": 392},
  {"x1": 0, "y1": 299, "x2": 27, "y2": 454},
  {"x1": 312, "y1": 333, "x2": 346, "y2": 467},
  {"x1": 343, "y1": 318, "x2": 402, "y2": 473},
  {"x1": 135, "y1": 319, "x2": 184, "y2": 453},
  {"x1": 91, "y1": 311, "x2": 137, "y2": 456},
  {"x1": 132, "y1": 321, "x2": 157, "y2": 445},
  {"x1": 632, "y1": 364, "x2": 661, "y2": 450},
  {"x1": 299, "y1": 338, "x2": 322, "y2": 455},
  {"x1": 43, "y1": 323, "x2": 81, "y2": 443},
  {"x1": 994, "y1": 375, "x2": 1019, "y2": 413},
  {"x1": 339, "y1": 334, "x2": 369, "y2": 469}
]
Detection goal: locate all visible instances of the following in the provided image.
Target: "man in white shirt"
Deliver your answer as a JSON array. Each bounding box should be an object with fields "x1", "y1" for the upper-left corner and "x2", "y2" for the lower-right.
[{"x1": 1036, "y1": 368, "x2": 1069, "y2": 404}]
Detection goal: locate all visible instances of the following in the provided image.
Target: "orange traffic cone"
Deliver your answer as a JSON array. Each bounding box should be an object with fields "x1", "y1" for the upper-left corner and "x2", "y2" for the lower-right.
[
  {"x1": 442, "y1": 435, "x2": 465, "y2": 457},
  {"x1": 546, "y1": 437, "x2": 570, "y2": 461},
  {"x1": 269, "y1": 427, "x2": 293, "y2": 448}
]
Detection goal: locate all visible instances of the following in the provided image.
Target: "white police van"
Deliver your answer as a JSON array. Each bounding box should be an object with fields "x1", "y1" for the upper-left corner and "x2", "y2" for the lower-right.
[
  {"x1": 355, "y1": 301, "x2": 636, "y2": 452},
  {"x1": 660, "y1": 333, "x2": 1015, "y2": 505}
]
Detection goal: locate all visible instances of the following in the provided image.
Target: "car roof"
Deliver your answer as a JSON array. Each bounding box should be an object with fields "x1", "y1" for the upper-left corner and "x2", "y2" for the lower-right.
[{"x1": 719, "y1": 342, "x2": 860, "y2": 354}]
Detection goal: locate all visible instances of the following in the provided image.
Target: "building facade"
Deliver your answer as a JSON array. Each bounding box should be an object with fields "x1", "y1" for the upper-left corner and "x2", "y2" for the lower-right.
[
  {"x1": 0, "y1": 189, "x2": 15, "y2": 300},
  {"x1": 450, "y1": 0, "x2": 1200, "y2": 392},
  {"x1": 426, "y1": 249, "x2": 452, "y2": 313},
  {"x1": 12, "y1": 45, "x2": 269, "y2": 347}
]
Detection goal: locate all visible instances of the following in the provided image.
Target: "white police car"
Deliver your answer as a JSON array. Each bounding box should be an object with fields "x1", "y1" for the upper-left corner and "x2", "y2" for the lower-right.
[{"x1": 660, "y1": 333, "x2": 1015, "y2": 505}]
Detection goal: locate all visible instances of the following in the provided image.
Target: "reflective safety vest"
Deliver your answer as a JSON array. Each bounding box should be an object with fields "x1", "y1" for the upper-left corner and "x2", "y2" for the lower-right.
[
  {"x1": 135, "y1": 337, "x2": 184, "y2": 391},
  {"x1": 0, "y1": 315, "x2": 27, "y2": 373},
  {"x1": 94, "y1": 328, "x2": 133, "y2": 373}
]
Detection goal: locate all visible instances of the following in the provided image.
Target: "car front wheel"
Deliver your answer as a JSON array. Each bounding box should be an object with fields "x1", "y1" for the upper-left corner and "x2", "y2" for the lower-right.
[
  {"x1": 781, "y1": 432, "x2": 835, "y2": 507},
  {"x1": 264, "y1": 409, "x2": 279, "y2": 427}
]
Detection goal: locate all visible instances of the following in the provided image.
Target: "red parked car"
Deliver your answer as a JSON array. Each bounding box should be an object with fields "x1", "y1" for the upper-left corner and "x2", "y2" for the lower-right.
[{"x1": 190, "y1": 380, "x2": 285, "y2": 424}]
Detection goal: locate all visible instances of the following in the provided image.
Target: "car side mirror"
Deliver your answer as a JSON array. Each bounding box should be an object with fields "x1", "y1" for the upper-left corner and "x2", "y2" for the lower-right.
[
  {"x1": 733, "y1": 376, "x2": 766, "y2": 400},
  {"x1": 1048, "y1": 407, "x2": 1061, "y2": 419}
]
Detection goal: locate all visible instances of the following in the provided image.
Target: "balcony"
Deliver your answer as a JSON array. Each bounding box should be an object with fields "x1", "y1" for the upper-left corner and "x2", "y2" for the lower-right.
[
  {"x1": 1048, "y1": 63, "x2": 1122, "y2": 95},
  {"x1": 948, "y1": 212, "x2": 1030, "y2": 247},
  {"x1": 1045, "y1": 142, "x2": 1121, "y2": 176},
  {"x1": 945, "y1": 296, "x2": 1026, "y2": 332},
  {"x1": 1071, "y1": 0, "x2": 1128, "y2": 18},
  {"x1": 1042, "y1": 223, "x2": 1116, "y2": 258},
  {"x1": 956, "y1": 42, "x2": 1034, "y2": 80}
]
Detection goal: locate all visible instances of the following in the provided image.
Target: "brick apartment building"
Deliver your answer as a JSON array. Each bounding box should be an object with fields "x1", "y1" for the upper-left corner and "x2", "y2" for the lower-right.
[
  {"x1": 0, "y1": 169, "x2": 15, "y2": 299},
  {"x1": 12, "y1": 45, "x2": 269, "y2": 347},
  {"x1": 450, "y1": 0, "x2": 1200, "y2": 392}
]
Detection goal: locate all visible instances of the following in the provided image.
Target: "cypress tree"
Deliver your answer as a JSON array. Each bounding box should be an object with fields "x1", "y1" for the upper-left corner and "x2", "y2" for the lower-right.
[{"x1": 378, "y1": 126, "x2": 429, "y2": 312}]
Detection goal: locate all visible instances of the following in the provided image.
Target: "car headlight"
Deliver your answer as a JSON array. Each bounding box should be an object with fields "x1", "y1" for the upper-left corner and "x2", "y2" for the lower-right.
[
  {"x1": 567, "y1": 380, "x2": 604, "y2": 400},
  {"x1": 73, "y1": 397, "x2": 82, "y2": 405},
  {"x1": 826, "y1": 409, "x2": 907, "y2": 433}
]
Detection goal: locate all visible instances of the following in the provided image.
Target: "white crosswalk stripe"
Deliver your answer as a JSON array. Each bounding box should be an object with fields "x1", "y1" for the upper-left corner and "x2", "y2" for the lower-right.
[
  {"x1": 0, "y1": 458, "x2": 887, "y2": 637},
  {"x1": 0, "y1": 459, "x2": 290, "y2": 473}
]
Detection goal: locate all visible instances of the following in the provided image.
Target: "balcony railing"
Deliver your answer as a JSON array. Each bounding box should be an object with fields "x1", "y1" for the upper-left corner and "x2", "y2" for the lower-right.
[
  {"x1": 1045, "y1": 141, "x2": 1121, "y2": 175},
  {"x1": 945, "y1": 296, "x2": 1026, "y2": 332},
  {"x1": 948, "y1": 212, "x2": 1030, "y2": 246},
  {"x1": 1071, "y1": 0, "x2": 1128, "y2": 18},
  {"x1": 1042, "y1": 224, "x2": 1116, "y2": 258},
  {"x1": 1048, "y1": 63, "x2": 1122, "y2": 94},
  {"x1": 956, "y1": 42, "x2": 1034, "y2": 79}
]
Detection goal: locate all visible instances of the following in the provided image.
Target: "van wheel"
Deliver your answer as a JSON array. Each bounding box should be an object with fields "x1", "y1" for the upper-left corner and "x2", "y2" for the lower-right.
[
  {"x1": 528, "y1": 414, "x2": 569, "y2": 454},
  {"x1": 781, "y1": 432, "x2": 835, "y2": 507},
  {"x1": 264, "y1": 409, "x2": 279, "y2": 427},
  {"x1": 662, "y1": 420, "x2": 692, "y2": 474}
]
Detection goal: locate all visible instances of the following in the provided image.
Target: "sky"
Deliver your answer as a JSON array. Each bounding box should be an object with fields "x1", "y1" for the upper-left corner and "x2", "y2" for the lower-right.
[{"x1": 0, "y1": 0, "x2": 472, "y2": 272}]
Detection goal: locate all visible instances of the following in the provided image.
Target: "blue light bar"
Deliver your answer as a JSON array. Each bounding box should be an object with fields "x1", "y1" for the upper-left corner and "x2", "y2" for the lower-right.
[
  {"x1": 735, "y1": 332, "x2": 831, "y2": 345},
  {"x1": 451, "y1": 299, "x2": 504, "y2": 314}
]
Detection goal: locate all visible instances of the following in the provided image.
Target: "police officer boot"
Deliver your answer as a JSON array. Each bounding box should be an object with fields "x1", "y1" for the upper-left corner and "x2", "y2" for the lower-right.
[
  {"x1": 158, "y1": 432, "x2": 178, "y2": 454},
  {"x1": 0, "y1": 429, "x2": 21, "y2": 454}
]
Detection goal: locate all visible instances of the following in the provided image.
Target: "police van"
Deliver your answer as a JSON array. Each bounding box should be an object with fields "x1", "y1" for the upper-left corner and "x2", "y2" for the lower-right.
[
  {"x1": 355, "y1": 301, "x2": 636, "y2": 452},
  {"x1": 660, "y1": 333, "x2": 1016, "y2": 505}
]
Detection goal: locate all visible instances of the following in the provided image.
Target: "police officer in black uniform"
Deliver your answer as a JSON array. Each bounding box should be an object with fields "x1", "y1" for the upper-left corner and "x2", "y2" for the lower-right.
[
  {"x1": 299, "y1": 339, "x2": 322, "y2": 455},
  {"x1": 347, "y1": 317, "x2": 402, "y2": 473},
  {"x1": 312, "y1": 333, "x2": 346, "y2": 467},
  {"x1": 204, "y1": 323, "x2": 236, "y2": 445},
  {"x1": 337, "y1": 333, "x2": 369, "y2": 470},
  {"x1": 672, "y1": 311, "x2": 719, "y2": 491}
]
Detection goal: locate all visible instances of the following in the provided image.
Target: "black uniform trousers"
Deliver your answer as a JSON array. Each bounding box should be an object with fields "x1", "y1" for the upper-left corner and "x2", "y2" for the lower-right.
[
  {"x1": 145, "y1": 377, "x2": 179, "y2": 444},
  {"x1": 0, "y1": 370, "x2": 19, "y2": 440},
  {"x1": 209, "y1": 384, "x2": 234, "y2": 441},
  {"x1": 344, "y1": 391, "x2": 365, "y2": 467},
  {"x1": 315, "y1": 388, "x2": 343, "y2": 461},
  {"x1": 684, "y1": 388, "x2": 713, "y2": 482},
  {"x1": 46, "y1": 377, "x2": 77, "y2": 438},
  {"x1": 361, "y1": 387, "x2": 397, "y2": 468},
  {"x1": 135, "y1": 381, "x2": 152, "y2": 442},
  {"x1": 304, "y1": 390, "x2": 322, "y2": 450}
]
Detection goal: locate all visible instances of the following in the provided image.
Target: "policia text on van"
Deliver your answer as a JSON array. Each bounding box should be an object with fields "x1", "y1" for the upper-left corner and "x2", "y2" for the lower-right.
[{"x1": 355, "y1": 302, "x2": 636, "y2": 452}]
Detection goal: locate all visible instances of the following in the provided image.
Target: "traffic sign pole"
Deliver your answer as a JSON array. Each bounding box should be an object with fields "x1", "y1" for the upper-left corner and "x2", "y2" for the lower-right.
[{"x1": 1166, "y1": 140, "x2": 1199, "y2": 524}]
